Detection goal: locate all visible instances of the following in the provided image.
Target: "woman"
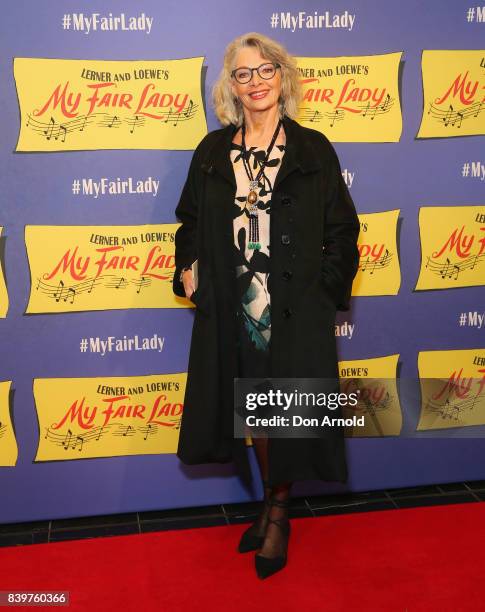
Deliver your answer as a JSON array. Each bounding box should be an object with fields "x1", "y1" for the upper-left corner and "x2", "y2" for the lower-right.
[{"x1": 172, "y1": 32, "x2": 360, "y2": 579}]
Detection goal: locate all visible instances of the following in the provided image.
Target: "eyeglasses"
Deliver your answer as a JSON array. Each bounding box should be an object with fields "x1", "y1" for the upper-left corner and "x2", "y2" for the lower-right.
[{"x1": 231, "y1": 62, "x2": 281, "y2": 84}]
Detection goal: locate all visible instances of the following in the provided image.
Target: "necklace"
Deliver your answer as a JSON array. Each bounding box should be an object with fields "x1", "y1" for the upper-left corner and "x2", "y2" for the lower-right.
[{"x1": 240, "y1": 118, "x2": 282, "y2": 250}]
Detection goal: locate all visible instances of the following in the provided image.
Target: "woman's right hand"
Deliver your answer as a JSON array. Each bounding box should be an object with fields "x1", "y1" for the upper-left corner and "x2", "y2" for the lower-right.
[{"x1": 182, "y1": 268, "x2": 195, "y2": 300}]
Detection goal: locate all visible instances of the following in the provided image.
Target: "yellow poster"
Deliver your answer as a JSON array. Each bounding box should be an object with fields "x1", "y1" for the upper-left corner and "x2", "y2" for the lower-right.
[
  {"x1": 339, "y1": 354, "x2": 401, "y2": 436},
  {"x1": 415, "y1": 206, "x2": 485, "y2": 291},
  {"x1": 0, "y1": 381, "x2": 17, "y2": 466},
  {"x1": 13, "y1": 57, "x2": 206, "y2": 151},
  {"x1": 352, "y1": 210, "x2": 400, "y2": 296},
  {"x1": 0, "y1": 227, "x2": 7, "y2": 318},
  {"x1": 25, "y1": 224, "x2": 194, "y2": 313},
  {"x1": 295, "y1": 52, "x2": 402, "y2": 142},
  {"x1": 34, "y1": 374, "x2": 185, "y2": 461},
  {"x1": 417, "y1": 50, "x2": 485, "y2": 138},
  {"x1": 417, "y1": 349, "x2": 485, "y2": 430}
]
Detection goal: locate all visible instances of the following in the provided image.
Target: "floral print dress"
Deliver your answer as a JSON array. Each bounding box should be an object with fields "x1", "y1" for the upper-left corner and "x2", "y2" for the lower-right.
[{"x1": 230, "y1": 139, "x2": 286, "y2": 377}]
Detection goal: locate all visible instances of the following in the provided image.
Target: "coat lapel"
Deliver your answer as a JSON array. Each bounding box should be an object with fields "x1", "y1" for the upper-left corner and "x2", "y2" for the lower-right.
[
  {"x1": 274, "y1": 114, "x2": 323, "y2": 191},
  {"x1": 201, "y1": 122, "x2": 238, "y2": 188},
  {"x1": 200, "y1": 114, "x2": 323, "y2": 191}
]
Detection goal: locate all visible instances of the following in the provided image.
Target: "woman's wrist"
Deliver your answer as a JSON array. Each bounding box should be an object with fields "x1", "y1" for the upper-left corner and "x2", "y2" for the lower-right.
[{"x1": 179, "y1": 265, "x2": 192, "y2": 282}]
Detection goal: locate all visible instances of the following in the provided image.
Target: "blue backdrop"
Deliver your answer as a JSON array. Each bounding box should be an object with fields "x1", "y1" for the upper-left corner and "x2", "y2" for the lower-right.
[{"x1": 0, "y1": 0, "x2": 483, "y2": 524}]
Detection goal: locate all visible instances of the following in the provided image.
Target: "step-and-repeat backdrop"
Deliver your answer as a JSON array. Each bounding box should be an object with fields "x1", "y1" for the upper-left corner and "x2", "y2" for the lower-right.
[{"x1": 0, "y1": 0, "x2": 483, "y2": 523}]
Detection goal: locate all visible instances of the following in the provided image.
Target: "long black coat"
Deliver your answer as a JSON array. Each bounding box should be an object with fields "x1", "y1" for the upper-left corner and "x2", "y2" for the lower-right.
[{"x1": 172, "y1": 114, "x2": 360, "y2": 488}]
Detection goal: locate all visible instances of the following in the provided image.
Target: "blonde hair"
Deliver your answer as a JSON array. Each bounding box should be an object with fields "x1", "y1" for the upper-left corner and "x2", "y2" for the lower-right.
[{"x1": 211, "y1": 32, "x2": 302, "y2": 127}]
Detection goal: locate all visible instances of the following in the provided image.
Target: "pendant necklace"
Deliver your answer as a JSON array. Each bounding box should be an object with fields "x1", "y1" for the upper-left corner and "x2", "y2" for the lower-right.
[{"x1": 240, "y1": 118, "x2": 282, "y2": 250}]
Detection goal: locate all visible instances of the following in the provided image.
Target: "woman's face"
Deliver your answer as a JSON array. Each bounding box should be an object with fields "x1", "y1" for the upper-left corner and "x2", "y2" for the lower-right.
[{"x1": 230, "y1": 46, "x2": 282, "y2": 116}]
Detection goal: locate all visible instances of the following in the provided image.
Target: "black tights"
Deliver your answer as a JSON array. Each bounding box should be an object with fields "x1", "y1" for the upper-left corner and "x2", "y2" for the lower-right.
[
  {"x1": 251, "y1": 434, "x2": 292, "y2": 558},
  {"x1": 237, "y1": 320, "x2": 291, "y2": 556}
]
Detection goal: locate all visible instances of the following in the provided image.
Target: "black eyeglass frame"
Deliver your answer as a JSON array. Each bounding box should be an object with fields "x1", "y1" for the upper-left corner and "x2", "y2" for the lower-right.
[{"x1": 230, "y1": 62, "x2": 281, "y2": 84}]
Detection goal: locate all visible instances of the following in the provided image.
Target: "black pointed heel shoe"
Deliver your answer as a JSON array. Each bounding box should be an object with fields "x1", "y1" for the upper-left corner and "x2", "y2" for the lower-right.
[
  {"x1": 238, "y1": 480, "x2": 271, "y2": 554},
  {"x1": 254, "y1": 496, "x2": 290, "y2": 579}
]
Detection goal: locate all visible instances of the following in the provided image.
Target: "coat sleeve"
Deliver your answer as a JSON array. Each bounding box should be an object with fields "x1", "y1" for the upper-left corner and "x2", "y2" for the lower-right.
[
  {"x1": 172, "y1": 145, "x2": 203, "y2": 298},
  {"x1": 321, "y1": 141, "x2": 361, "y2": 311}
]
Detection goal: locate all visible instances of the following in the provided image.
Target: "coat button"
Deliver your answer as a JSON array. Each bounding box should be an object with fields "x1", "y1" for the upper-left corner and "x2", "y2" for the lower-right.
[
  {"x1": 283, "y1": 307, "x2": 293, "y2": 318},
  {"x1": 282, "y1": 270, "x2": 292, "y2": 280},
  {"x1": 282, "y1": 196, "x2": 291, "y2": 206},
  {"x1": 281, "y1": 234, "x2": 290, "y2": 244}
]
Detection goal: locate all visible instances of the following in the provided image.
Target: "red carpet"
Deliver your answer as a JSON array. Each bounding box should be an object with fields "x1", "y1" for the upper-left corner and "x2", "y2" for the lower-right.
[{"x1": 1, "y1": 502, "x2": 484, "y2": 611}]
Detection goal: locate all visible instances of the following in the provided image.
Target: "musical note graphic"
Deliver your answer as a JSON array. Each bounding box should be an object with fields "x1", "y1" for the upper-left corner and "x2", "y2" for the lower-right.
[
  {"x1": 354, "y1": 388, "x2": 391, "y2": 417},
  {"x1": 358, "y1": 95, "x2": 394, "y2": 120},
  {"x1": 126, "y1": 114, "x2": 145, "y2": 134},
  {"x1": 43, "y1": 420, "x2": 177, "y2": 451},
  {"x1": 327, "y1": 109, "x2": 344, "y2": 127},
  {"x1": 300, "y1": 96, "x2": 394, "y2": 128},
  {"x1": 141, "y1": 423, "x2": 155, "y2": 441},
  {"x1": 340, "y1": 377, "x2": 396, "y2": 437},
  {"x1": 299, "y1": 107, "x2": 325, "y2": 125},
  {"x1": 309, "y1": 109, "x2": 321, "y2": 122},
  {"x1": 36, "y1": 276, "x2": 105, "y2": 303},
  {"x1": 45, "y1": 425, "x2": 107, "y2": 450},
  {"x1": 359, "y1": 249, "x2": 392, "y2": 274},
  {"x1": 43, "y1": 116, "x2": 56, "y2": 140},
  {"x1": 41, "y1": 116, "x2": 68, "y2": 142},
  {"x1": 417, "y1": 370, "x2": 485, "y2": 431},
  {"x1": 133, "y1": 276, "x2": 151, "y2": 294},
  {"x1": 163, "y1": 107, "x2": 178, "y2": 126},
  {"x1": 183, "y1": 98, "x2": 194, "y2": 119},
  {"x1": 424, "y1": 253, "x2": 484, "y2": 281},
  {"x1": 104, "y1": 276, "x2": 129, "y2": 290},
  {"x1": 24, "y1": 104, "x2": 200, "y2": 144},
  {"x1": 162, "y1": 99, "x2": 198, "y2": 126},
  {"x1": 59, "y1": 429, "x2": 83, "y2": 451},
  {"x1": 362, "y1": 102, "x2": 377, "y2": 120},
  {"x1": 379, "y1": 93, "x2": 392, "y2": 113},
  {"x1": 443, "y1": 105, "x2": 460, "y2": 128},
  {"x1": 427, "y1": 100, "x2": 483, "y2": 128},
  {"x1": 62, "y1": 429, "x2": 72, "y2": 449},
  {"x1": 34, "y1": 274, "x2": 158, "y2": 303},
  {"x1": 43, "y1": 279, "x2": 76, "y2": 303},
  {"x1": 424, "y1": 392, "x2": 482, "y2": 424},
  {"x1": 28, "y1": 113, "x2": 97, "y2": 142},
  {"x1": 73, "y1": 434, "x2": 84, "y2": 451}
]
